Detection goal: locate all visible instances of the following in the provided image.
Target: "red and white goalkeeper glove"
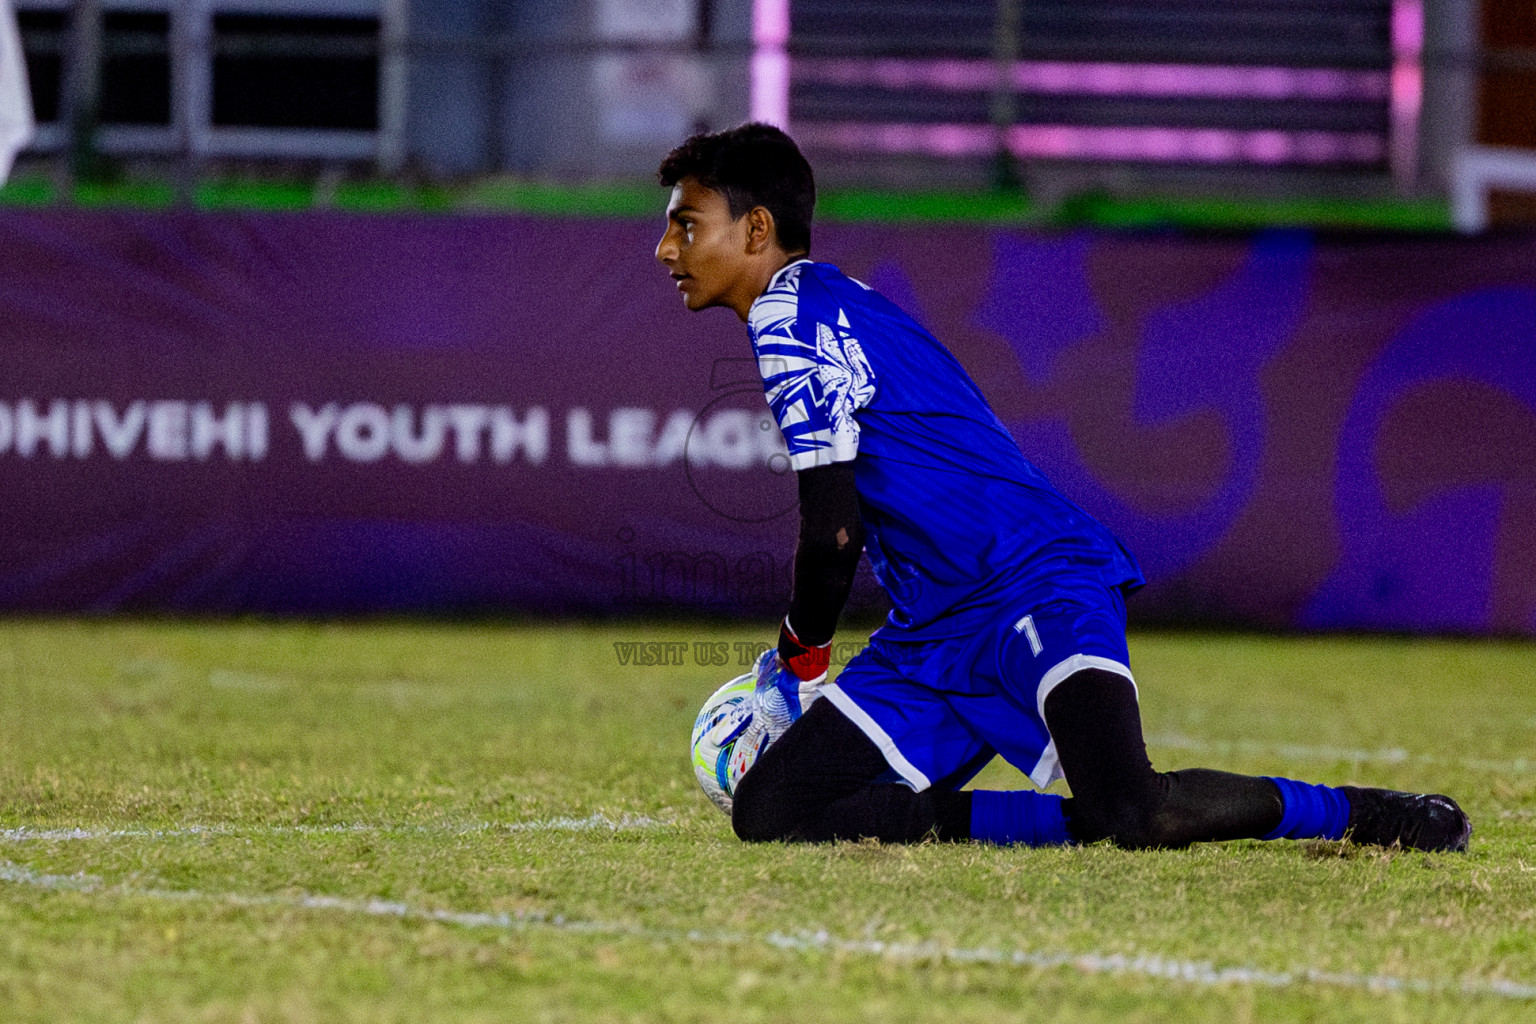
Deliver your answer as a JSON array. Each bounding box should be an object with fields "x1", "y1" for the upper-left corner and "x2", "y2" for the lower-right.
[
  {"x1": 750, "y1": 618, "x2": 830, "y2": 734},
  {"x1": 776, "y1": 617, "x2": 831, "y2": 684}
]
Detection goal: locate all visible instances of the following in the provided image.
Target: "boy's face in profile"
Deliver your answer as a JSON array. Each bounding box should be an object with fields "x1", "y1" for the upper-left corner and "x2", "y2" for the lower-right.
[{"x1": 655, "y1": 177, "x2": 754, "y2": 315}]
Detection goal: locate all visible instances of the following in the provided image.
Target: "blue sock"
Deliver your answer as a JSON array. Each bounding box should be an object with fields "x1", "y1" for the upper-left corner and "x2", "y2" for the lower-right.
[
  {"x1": 1262, "y1": 777, "x2": 1350, "y2": 841},
  {"x1": 970, "y1": 790, "x2": 1073, "y2": 846}
]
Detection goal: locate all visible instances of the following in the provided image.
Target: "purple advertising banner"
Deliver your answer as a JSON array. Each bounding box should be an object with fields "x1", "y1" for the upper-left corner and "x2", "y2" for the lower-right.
[{"x1": 1, "y1": 211, "x2": 1534, "y2": 634}]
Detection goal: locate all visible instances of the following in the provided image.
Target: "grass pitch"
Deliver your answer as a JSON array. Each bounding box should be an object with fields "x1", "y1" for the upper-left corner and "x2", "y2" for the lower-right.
[{"x1": 1, "y1": 620, "x2": 1534, "y2": 1023}]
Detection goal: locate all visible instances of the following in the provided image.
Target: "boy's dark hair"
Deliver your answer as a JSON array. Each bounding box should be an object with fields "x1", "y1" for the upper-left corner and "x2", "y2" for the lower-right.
[{"x1": 658, "y1": 123, "x2": 815, "y2": 254}]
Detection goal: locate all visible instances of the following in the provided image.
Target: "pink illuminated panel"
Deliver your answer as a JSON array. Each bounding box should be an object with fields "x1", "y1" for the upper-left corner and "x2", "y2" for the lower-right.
[
  {"x1": 795, "y1": 122, "x2": 1386, "y2": 166},
  {"x1": 752, "y1": 0, "x2": 1400, "y2": 167},
  {"x1": 793, "y1": 58, "x2": 1390, "y2": 103},
  {"x1": 751, "y1": 0, "x2": 791, "y2": 127},
  {"x1": 1389, "y1": 0, "x2": 1424, "y2": 185}
]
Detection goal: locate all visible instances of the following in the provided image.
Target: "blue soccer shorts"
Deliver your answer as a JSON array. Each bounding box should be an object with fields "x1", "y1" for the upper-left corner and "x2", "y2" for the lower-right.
[{"x1": 819, "y1": 581, "x2": 1136, "y2": 791}]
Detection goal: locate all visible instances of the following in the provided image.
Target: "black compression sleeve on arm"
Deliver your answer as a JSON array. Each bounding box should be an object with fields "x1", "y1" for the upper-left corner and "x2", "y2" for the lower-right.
[{"x1": 783, "y1": 461, "x2": 865, "y2": 648}]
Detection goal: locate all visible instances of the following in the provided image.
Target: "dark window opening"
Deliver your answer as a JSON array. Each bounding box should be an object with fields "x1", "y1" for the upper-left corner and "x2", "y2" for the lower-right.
[
  {"x1": 16, "y1": 10, "x2": 64, "y2": 123},
  {"x1": 212, "y1": 15, "x2": 379, "y2": 130},
  {"x1": 16, "y1": 10, "x2": 170, "y2": 125},
  {"x1": 102, "y1": 12, "x2": 171, "y2": 125},
  {"x1": 1478, "y1": 1, "x2": 1536, "y2": 148}
]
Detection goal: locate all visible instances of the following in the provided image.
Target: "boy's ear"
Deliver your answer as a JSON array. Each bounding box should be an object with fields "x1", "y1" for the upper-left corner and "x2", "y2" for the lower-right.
[{"x1": 744, "y1": 205, "x2": 777, "y2": 254}]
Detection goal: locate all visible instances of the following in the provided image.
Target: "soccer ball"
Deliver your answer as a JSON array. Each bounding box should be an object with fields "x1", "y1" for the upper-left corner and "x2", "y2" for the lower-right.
[
  {"x1": 691, "y1": 658, "x2": 826, "y2": 816},
  {"x1": 690, "y1": 672, "x2": 774, "y2": 816}
]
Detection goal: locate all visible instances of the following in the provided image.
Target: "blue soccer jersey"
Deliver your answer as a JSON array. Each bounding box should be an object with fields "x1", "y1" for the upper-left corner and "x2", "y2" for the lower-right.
[{"x1": 748, "y1": 259, "x2": 1144, "y2": 639}]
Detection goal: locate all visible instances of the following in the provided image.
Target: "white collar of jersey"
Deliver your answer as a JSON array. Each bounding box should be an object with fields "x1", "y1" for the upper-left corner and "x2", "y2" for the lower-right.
[{"x1": 767, "y1": 258, "x2": 813, "y2": 291}]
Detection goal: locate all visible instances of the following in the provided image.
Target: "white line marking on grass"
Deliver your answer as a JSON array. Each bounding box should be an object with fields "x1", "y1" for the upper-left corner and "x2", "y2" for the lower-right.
[
  {"x1": 501, "y1": 814, "x2": 668, "y2": 833},
  {"x1": 763, "y1": 930, "x2": 1536, "y2": 999},
  {"x1": 207, "y1": 670, "x2": 288, "y2": 692},
  {"x1": 1147, "y1": 733, "x2": 1536, "y2": 775},
  {"x1": 1, "y1": 858, "x2": 1533, "y2": 1003},
  {"x1": 207, "y1": 671, "x2": 456, "y2": 704},
  {"x1": 0, "y1": 814, "x2": 670, "y2": 843}
]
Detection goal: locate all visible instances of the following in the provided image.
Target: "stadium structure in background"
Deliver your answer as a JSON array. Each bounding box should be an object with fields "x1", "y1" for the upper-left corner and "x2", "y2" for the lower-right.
[
  {"x1": 2, "y1": 0, "x2": 1534, "y2": 208},
  {"x1": 0, "y1": 2, "x2": 1533, "y2": 634}
]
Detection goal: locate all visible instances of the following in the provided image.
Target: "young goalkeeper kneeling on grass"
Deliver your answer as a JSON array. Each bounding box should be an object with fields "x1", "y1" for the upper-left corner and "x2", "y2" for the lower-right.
[{"x1": 656, "y1": 123, "x2": 1470, "y2": 853}]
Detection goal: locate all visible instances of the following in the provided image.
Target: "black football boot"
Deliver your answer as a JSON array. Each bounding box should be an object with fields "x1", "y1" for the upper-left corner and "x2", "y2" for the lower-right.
[{"x1": 1338, "y1": 787, "x2": 1472, "y2": 852}]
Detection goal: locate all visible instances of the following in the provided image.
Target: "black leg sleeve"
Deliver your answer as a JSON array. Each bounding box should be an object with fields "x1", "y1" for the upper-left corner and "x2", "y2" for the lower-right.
[
  {"x1": 1043, "y1": 669, "x2": 1284, "y2": 849},
  {"x1": 731, "y1": 698, "x2": 973, "y2": 843}
]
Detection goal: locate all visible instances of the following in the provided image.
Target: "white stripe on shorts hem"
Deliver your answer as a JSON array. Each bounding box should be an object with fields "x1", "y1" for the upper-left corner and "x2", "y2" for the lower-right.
[
  {"x1": 821, "y1": 682, "x2": 933, "y2": 792},
  {"x1": 1029, "y1": 654, "x2": 1138, "y2": 789}
]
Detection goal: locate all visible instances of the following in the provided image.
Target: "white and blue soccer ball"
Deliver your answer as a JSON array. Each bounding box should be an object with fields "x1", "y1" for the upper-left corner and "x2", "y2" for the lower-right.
[
  {"x1": 690, "y1": 672, "x2": 767, "y2": 816},
  {"x1": 690, "y1": 658, "x2": 825, "y2": 815}
]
